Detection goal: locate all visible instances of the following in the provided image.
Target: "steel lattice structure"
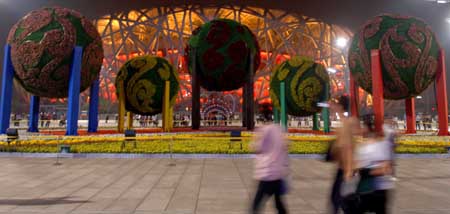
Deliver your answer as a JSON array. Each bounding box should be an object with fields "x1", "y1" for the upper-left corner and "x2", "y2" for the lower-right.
[{"x1": 94, "y1": 5, "x2": 352, "y2": 112}]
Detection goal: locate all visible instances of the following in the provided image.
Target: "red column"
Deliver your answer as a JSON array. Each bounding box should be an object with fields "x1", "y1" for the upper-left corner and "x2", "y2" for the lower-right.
[
  {"x1": 371, "y1": 50, "x2": 384, "y2": 134},
  {"x1": 405, "y1": 98, "x2": 416, "y2": 134},
  {"x1": 436, "y1": 49, "x2": 449, "y2": 136},
  {"x1": 350, "y1": 74, "x2": 359, "y2": 117}
]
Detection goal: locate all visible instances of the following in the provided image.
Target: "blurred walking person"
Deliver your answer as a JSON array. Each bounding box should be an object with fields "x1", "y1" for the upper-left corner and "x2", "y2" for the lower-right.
[
  {"x1": 328, "y1": 95, "x2": 361, "y2": 214},
  {"x1": 354, "y1": 114, "x2": 395, "y2": 214},
  {"x1": 251, "y1": 124, "x2": 289, "y2": 214}
]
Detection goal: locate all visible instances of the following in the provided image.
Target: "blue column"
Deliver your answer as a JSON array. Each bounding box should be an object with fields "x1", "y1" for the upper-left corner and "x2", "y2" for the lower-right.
[
  {"x1": 88, "y1": 79, "x2": 99, "y2": 133},
  {"x1": 27, "y1": 96, "x2": 40, "y2": 132},
  {"x1": 0, "y1": 45, "x2": 14, "y2": 134},
  {"x1": 66, "y1": 46, "x2": 83, "y2": 136}
]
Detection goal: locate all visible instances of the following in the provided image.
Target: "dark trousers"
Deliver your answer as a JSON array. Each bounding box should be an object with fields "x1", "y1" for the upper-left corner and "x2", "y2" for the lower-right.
[
  {"x1": 252, "y1": 180, "x2": 287, "y2": 214},
  {"x1": 331, "y1": 169, "x2": 344, "y2": 214},
  {"x1": 358, "y1": 190, "x2": 389, "y2": 214}
]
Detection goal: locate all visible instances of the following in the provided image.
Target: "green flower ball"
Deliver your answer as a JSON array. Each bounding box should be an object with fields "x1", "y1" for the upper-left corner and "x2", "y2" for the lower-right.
[
  {"x1": 270, "y1": 57, "x2": 330, "y2": 117},
  {"x1": 7, "y1": 7, "x2": 104, "y2": 98},
  {"x1": 115, "y1": 56, "x2": 180, "y2": 116},
  {"x1": 185, "y1": 19, "x2": 260, "y2": 91},
  {"x1": 348, "y1": 14, "x2": 440, "y2": 100}
]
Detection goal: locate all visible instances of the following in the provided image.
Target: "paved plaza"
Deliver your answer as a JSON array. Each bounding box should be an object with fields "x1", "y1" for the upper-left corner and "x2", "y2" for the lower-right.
[{"x1": 0, "y1": 157, "x2": 448, "y2": 214}]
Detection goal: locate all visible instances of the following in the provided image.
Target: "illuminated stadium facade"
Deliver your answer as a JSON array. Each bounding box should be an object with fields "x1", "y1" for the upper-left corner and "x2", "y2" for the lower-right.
[{"x1": 94, "y1": 5, "x2": 352, "y2": 113}]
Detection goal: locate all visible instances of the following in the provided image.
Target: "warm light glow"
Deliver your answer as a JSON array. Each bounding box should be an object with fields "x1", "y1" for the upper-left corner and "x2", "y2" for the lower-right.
[
  {"x1": 336, "y1": 37, "x2": 348, "y2": 48},
  {"x1": 327, "y1": 68, "x2": 337, "y2": 73},
  {"x1": 94, "y1": 6, "x2": 351, "y2": 110}
]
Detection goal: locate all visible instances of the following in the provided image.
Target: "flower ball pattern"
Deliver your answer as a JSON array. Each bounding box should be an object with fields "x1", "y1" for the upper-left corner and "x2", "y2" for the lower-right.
[
  {"x1": 186, "y1": 19, "x2": 260, "y2": 91},
  {"x1": 115, "y1": 56, "x2": 180, "y2": 116},
  {"x1": 7, "y1": 7, "x2": 104, "y2": 98},
  {"x1": 270, "y1": 57, "x2": 330, "y2": 117},
  {"x1": 348, "y1": 14, "x2": 440, "y2": 100}
]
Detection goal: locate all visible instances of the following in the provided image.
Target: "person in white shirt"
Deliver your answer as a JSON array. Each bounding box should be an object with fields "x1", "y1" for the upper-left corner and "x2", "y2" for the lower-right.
[{"x1": 354, "y1": 114, "x2": 395, "y2": 214}]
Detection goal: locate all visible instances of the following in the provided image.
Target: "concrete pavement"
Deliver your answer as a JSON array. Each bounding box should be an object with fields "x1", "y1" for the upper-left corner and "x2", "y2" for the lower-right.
[{"x1": 0, "y1": 158, "x2": 449, "y2": 214}]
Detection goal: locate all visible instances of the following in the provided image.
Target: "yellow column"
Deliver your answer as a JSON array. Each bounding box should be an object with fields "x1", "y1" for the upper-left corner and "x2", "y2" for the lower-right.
[
  {"x1": 169, "y1": 107, "x2": 173, "y2": 130},
  {"x1": 162, "y1": 81, "x2": 171, "y2": 132},
  {"x1": 127, "y1": 112, "x2": 133, "y2": 130}
]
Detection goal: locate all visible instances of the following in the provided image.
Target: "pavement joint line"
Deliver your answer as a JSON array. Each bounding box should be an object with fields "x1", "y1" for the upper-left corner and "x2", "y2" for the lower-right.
[
  {"x1": 10, "y1": 161, "x2": 103, "y2": 212},
  {"x1": 63, "y1": 158, "x2": 146, "y2": 213},
  {"x1": 101, "y1": 158, "x2": 162, "y2": 211},
  {"x1": 232, "y1": 159, "x2": 251, "y2": 199},
  {"x1": 163, "y1": 158, "x2": 191, "y2": 212},
  {"x1": 133, "y1": 158, "x2": 174, "y2": 212},
  {"x1": 66, "y1": 158, "x2": 149, "y2": 213},
  {"x1": 38, "y1": 158, "x2": 119, "y2": 211},
  {"x1": 7, "y1": 157, "x2": 99, "y2": 197},
  {"x1": 193, "y1": 159, "x2": 205, "y2": 214}
]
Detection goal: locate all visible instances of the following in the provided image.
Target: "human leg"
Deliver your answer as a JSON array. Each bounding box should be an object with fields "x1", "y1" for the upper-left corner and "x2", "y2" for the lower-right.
[{"x1": 252, "y1": 181, "x2": 267, "y2": 214}]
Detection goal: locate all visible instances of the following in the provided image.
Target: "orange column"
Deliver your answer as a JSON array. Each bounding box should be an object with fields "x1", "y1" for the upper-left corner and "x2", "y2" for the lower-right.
[
  {"x1": 371, "y1": 50, "x2": 384, "y2": 134},
  {"x1": 436, "y1": 49, "x2": 449, "y2": 136}
]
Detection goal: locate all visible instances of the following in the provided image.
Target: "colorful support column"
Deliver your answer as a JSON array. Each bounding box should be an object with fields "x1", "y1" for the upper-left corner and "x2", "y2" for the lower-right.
[
  {"x1": 322, "y1": 108, "x2": 330, "y2": 133},
  {"x1": 280, "y1": 82, "x2": 287, "y2": 131},
  {"x1": 322, "y1": 81, "x2": 330, "y2": 133},
  {"x1": 169, "y1": 107, "x2": 174, "y2": 130},
  {"x1": 88, "y1": 79, "x2": 99, "y2": 133},
  {"x1": 349, "y1": 73, "x2": 359, "y2": 117},
  {"x1": 405, "y1": 98, "x2": 416, "y2": 134},
  {"x1": 191, "y1": 49, "x2": 201, "y2": 130},
  {"x1": 126, "y1": 112, "x2": 133, "y2": 130},
  {"x1": 27, "y1": 96, "x2": 40, "y2": 132},
  {"x1": 273, "y1": 109, "x2": 280, "y2": 124},
  {"x1": 436, "y1": 49, "x2": 449, "y2": 136},
  {"x1": 242, "y1": 86, "x2": 247, "y2": 128},
  {"x1": 162, "y1": 81, "x2": 171, "y2": 132},
  {"x1": 245, "y1": 54, "x2": 255, "y2": 130},
  {"x1": 118, "y1": 85, "x2": 125, "y2": 133},
  {"x1": 0, "y1": 45, "x2": 14, "y2": 134},
  {"x1": 66, "y1": 46, "x2": 83, "y2": 136},
  {"x1": 312, "y1": 113, "x2": 319, "y2": 131},
  {"x1": 371, "y1": 49, "x2": 384, "y2": 134}
]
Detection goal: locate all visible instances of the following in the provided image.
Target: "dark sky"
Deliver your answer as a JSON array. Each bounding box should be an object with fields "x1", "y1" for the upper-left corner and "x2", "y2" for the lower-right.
[{"x1": 0, "y1": 0, "x2": 450, "y2": 100}]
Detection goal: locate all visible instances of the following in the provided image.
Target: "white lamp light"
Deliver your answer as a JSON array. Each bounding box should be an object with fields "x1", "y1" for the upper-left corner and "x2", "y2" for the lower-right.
[
  {"x1": 336, "y1": 37, "x2": 348, "y2": 48},
  {"x1": 327, "y1": 68, "x2": 337, "y2": 73}
]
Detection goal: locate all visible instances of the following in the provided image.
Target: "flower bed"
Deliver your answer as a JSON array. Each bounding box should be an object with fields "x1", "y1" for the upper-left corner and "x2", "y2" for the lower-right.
[{"x1": 0, "y1": 133, "x2": 447, "y2": 154}]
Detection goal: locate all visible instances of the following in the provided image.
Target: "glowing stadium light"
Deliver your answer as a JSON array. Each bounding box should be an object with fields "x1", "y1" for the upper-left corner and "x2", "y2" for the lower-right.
[
  {"x1": 327, "y1": 68, "x2": 337, "y2": 73},
  {"x1": 336, "y1": 37, "x2": 348, "y2": 48}
]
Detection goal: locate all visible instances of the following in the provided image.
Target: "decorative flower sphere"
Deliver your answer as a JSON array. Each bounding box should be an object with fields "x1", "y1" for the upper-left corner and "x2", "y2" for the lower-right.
[
  {"x1": 348, "y1": 14, "x2": 441, "y2": 100},
  {"x1": 185, "y1": 19, "x2": 260, "y2": 91},
  {"x1": 270, "y1": 57, "x2": 330, "y2": 117},
  {"x1": 7, "y1": 7, "x2": 104, "y2": 98},
  {"x1": 115, "y1": 56, "x2": 180, "y2": 116}
]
